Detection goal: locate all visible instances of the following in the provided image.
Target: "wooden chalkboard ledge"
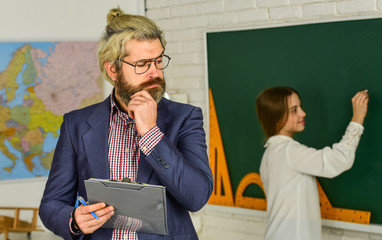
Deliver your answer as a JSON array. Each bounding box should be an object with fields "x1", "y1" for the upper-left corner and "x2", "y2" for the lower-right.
[
  {"x1": 322, "y1": 219, "x2": 382, "y2": 234},
  {"x1": 202, "y1": 204, "x2": 382, "y2": 234}
]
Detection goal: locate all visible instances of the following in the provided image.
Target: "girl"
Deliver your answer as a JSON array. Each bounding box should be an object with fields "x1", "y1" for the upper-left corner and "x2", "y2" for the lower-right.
[{"x1": 256, "y1": 86, "x2": 369, "y2": 240}]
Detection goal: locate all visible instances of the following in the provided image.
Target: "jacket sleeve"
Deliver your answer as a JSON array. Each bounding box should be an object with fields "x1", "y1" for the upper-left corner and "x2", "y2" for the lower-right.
[
  {"x1": 141, "y1": 107, "x2": 213, "y2": 212},
  {"x1": 287, "y1": 122, "x2": 364, "y2": 178},
  {"x1": 39, "y1": 114, "x2": 81, "y2": 240}
]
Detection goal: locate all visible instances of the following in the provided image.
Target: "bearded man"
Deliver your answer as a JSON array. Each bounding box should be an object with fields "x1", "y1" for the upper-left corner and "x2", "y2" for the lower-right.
[{"x1": 39, "y1": 7, "x2": 213, "y2": 240}]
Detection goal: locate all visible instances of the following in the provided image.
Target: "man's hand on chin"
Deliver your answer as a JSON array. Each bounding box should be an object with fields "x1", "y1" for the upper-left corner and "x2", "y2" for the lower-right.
[{"x1": 128, "y1": 90, "x2": 158, "y2": 136}]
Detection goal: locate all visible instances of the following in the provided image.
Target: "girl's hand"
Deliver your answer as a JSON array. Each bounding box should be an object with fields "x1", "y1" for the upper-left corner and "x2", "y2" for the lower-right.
[{"x1": 351, "y1": 90, "x2": 369, "y2": 125}]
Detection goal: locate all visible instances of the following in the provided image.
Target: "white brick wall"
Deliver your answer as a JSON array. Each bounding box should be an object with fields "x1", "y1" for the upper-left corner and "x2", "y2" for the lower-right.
[
  {"x1": 303, "y1": 2, "x2": 337, "y2": 17},
  {"x1": 257, "y1": 0, "x2": 289, "y2": 8},
  {"x1": 225, "y1": 0, "x2": 256, "y2": 11},
  {"x1": 192, "y1": 205, "x2": 268, "y2": 240},
  {"x1": 269, "y1": 5, "x2": 302, "y2": 19},
  {"x1": 195, "y1": 1, "x2": 225, "y2": 14},
  {"x1": 146, "y1": 0, "x2": 382, "y2": 239},
  {"x1": 336, "y1": 0, "x2": 377, "y2": 14},
  {"x1": 237, "y1": 8, "x2": 268, "y2": 23}
]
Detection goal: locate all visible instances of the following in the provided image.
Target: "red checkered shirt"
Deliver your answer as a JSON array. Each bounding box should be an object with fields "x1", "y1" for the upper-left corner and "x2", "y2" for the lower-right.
[{"x1": 108, "y1": 95, "x2": 164, "y2": 240}]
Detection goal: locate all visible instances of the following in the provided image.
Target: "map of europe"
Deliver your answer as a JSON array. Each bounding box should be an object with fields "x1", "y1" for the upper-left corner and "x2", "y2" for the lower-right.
[{"x1": 0, "y1": 42, "x2": 104, "y2": 180}]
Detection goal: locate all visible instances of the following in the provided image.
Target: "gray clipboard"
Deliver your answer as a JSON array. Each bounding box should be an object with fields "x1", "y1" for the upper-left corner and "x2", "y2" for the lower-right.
[{"x1": 84, "y1": 178, "x2": 168, "y2": 235}]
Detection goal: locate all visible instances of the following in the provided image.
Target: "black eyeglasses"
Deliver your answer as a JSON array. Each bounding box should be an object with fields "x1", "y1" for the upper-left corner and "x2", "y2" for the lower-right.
[{"x1": 120, "y1": 53, "x2": 171, "y2": 75}]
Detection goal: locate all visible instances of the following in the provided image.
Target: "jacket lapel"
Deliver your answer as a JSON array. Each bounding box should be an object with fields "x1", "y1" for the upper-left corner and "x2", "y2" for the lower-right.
[{"x1": 83, "y1": 97, "x2": 111, "y2": 179}]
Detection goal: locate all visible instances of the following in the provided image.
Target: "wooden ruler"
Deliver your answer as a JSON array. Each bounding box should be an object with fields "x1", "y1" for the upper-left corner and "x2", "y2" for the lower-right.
[
  {"x1": 208, "y1": 89, "x2": 234, "y2": 206},
  {"x1": 235, "y1": 172, "x2": 267, "y2": 210},
  {"x1": 317, "y1": 179, "x2": 370, "y2": 224}
]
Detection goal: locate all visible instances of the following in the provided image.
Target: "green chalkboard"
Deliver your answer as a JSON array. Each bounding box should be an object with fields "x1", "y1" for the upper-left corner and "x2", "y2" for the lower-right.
[{"x1": 207, "y1": 17, "x2": 382, "y2": 224}]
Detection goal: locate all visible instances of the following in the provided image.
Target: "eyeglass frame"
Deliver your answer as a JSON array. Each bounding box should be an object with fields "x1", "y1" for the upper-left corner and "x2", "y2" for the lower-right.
[{"x1": 119, "y1": 52, "x2": 171, "y2": 75}]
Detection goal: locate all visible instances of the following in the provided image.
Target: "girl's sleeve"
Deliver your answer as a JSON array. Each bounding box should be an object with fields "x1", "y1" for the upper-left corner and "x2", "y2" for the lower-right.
[{"x1": 286, "y1": 122, "x2": 364, "y2": 178}]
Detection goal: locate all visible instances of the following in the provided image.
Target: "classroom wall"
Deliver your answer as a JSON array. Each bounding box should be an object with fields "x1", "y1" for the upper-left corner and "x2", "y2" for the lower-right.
[
  {"x1": 145, "y1": 0, "x2": 382, "y2": 239},
  {"x1": 0, "y1": 0, "x2": 143, "y2": 232}
]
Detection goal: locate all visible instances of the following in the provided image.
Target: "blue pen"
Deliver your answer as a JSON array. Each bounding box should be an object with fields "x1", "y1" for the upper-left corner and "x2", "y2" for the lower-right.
[{"x1": 77, "y1": 196, "x2": 99, "y2": 220}]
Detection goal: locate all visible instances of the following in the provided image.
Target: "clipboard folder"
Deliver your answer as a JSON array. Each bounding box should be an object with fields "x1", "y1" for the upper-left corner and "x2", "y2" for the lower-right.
[{"x1": 84, "y1": 178, "x2": 168, "y2": 235}]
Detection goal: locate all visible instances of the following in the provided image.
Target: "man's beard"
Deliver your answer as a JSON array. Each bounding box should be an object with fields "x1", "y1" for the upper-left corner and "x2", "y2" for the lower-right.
[{"x1": 115, "y1": 75, "x2": 166, "y2": 106}]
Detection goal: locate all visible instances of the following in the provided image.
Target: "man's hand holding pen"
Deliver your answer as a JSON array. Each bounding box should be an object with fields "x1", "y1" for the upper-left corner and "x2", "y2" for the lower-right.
[{"x1": 74, "y1": 198, "x2": 114, "y2": 234}]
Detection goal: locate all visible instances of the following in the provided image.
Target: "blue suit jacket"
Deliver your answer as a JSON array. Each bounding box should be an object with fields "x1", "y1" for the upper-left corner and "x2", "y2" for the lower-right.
[{"x1": 39, "y1": 96, "x2": 213, "y2": 240}]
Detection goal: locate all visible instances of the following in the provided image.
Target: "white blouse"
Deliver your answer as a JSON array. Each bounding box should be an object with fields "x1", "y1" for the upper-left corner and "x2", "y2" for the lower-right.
[{"x1": 260, "y1": 122, "x2": 364, "y2": 240}]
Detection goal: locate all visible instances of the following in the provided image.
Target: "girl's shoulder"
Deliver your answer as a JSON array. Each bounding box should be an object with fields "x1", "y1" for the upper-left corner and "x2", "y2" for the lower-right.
[{"x1": 265, "y1": 135, "x2": 295, "y2": 147}]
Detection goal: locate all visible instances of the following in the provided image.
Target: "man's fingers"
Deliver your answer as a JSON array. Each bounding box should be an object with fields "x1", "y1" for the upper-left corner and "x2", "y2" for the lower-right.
[
  {"x1": 130, "y1": 90, "x2": 152, "y2": 99},
  {"x1": 75, "y1": 204, "x2": 114, "y2": 234},
  {"x1": 95, "y1": 206, "x2": 114, "y2": 218},
  {"x1": 77, "y1": 202, "x2": 105, "y2": 214},
  {"x1": 87, "y1": 202, "x2": 106, "y2": 212}
]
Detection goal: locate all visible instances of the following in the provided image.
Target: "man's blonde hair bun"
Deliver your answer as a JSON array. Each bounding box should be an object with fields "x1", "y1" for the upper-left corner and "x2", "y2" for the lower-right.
[{"x1": 107, "y1": 7, "x2": 125, "y2": 24}]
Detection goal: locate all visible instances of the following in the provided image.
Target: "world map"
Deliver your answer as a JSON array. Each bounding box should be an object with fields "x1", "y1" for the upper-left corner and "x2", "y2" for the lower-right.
[{"x1": 0, "y1": 42, "x2": 104, "y2": 180}]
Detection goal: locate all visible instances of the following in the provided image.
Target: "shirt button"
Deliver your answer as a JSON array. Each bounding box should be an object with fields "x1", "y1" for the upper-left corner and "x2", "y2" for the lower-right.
[
  {"x1": 124, "y1": 235, "x2": 127, "y2": 240},
  {"x1": 142, "y1": 146, "x2": 147, "y2": 151},
  {"x1": 125, "y1": 148, "x2": 128, "y2": 152}
]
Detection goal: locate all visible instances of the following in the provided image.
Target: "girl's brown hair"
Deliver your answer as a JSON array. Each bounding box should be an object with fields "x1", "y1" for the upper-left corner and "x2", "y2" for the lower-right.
[{"x1": 256, "y1": 86, "x2": 300, "y2": 138}]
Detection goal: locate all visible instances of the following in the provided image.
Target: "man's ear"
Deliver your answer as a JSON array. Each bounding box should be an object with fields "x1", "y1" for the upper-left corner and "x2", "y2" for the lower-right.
[{"x1": 104, "y1": 61, "x2": 118, "y2": 81}]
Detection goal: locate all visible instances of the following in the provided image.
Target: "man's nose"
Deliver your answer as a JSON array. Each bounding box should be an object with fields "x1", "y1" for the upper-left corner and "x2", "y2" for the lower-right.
[{"x1": 147, "y1": 62, "x2": 160, "y2": 79}]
